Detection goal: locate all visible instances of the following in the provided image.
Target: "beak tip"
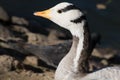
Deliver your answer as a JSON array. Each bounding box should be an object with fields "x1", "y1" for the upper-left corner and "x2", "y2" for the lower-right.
[
  {"x1": 33, "y1": 9, "x2": 50, "y2": 19},
  {"x1": 33, "y1": 12, "x2": 37, "y2": 16}
]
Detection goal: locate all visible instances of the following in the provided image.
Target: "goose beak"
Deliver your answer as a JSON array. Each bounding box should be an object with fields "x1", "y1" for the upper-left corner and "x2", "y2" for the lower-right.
[{"x1": 34, "y1": 9, "x2": 51, "y2": 19}]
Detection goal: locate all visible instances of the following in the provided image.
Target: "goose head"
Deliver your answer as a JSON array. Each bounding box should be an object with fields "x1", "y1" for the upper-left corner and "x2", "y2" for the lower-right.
[
  {"x1": 34, "y1": 2, "x2": 91, "y2": 79},
  {"x1": 34, "y1": 2, "x2": 86, "y2": 36}
]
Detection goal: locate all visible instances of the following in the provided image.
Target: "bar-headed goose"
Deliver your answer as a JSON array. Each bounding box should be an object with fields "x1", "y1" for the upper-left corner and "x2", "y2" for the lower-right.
[{"x1": 34, "y1": 2, "x2": 120, "y2": 80}]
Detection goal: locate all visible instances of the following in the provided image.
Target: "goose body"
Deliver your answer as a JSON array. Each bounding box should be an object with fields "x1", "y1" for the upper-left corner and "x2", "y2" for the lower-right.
[{"x1": 34, "y1": 2, "x2": 120, "y2": 80}]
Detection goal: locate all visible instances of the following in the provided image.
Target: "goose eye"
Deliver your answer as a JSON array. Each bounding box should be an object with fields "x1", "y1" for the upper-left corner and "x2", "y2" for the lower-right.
[{"x1": 57, "y1": 10, "x2": 62, "y2": 13}]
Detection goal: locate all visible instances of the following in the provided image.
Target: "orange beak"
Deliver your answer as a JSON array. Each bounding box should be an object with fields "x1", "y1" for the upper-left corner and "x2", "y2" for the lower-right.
[{"x1": 34, "y1": 9, "x2": 51, "y2": 19}]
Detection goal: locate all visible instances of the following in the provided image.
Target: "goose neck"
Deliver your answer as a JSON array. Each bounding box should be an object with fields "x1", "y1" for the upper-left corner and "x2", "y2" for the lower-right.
[{"x1": 72, "y1": 22, "x2": 91, "y2": 73}]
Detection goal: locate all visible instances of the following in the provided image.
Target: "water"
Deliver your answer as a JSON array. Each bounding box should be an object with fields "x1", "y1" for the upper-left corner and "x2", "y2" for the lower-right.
[{"x1": 0, "y1": 0, "x2": 120, "y2": 48}]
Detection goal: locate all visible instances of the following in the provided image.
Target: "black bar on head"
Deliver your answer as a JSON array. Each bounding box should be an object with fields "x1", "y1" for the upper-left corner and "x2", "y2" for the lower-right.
[
  {"x1": 70, "y1": 15, "x2": 86, "y2": 24},
  {"x1": 61, "y1": 5, "x2": 79, "y2": 12}
]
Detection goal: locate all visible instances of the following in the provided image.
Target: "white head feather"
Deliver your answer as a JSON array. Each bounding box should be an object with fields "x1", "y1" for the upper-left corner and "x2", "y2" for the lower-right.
[{"x1": 49, "y1": 2, "x2": 84, "y2": 35}]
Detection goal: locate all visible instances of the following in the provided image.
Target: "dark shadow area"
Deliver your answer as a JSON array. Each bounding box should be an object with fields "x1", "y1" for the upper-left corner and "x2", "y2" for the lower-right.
[
  {"x1": 0, "y1": 47, "x2": 26, "y2": 61},
  {"x1": 11, "y1": 63, "x2": 43, "y2": 73},
  {"x1": 108, "y1": 54, "x2": 120, "y2": 65},
  {"x1": 38, "y1": 59, "x2": 56, "y2": 70}
]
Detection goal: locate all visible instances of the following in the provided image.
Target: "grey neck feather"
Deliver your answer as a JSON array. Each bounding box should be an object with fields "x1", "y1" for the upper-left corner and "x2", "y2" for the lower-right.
[{"x1": 74, "y1": 22, "x2": 91, "y2": 73}]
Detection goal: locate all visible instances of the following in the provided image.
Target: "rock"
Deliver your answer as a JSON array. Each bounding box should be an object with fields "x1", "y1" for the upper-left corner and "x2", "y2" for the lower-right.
[
  {"x1": 0, "y1": 6, "x2": 9, "y2": 21},
  {"x1": 47, "y1": 29, "x2": 67, "y2": 45},
  {"x1": 11, "y1": 25, "x2": 29, "y2": 33},
  {"x1": 0, "y1": 70, "x2": 54, "y2": 80},
  {"x1": 96, "y1": 4, "x2": 107, "y2": 10},
  {"x1": 24, "y1": 56, "x2": 38, "y2": 66},
  {"x1": 101, "y1": 59, "x2": 108, "y2": 66},
  {"x1": 0, "y1": 55, "x2": 14, "y2": 74},
  {"x1": 10, "y1": 25, "x2": 49, "y2": 45},
  {"x1": 11, "y1": 16, "x2": 29, "y2": 26},
  {"x1": 92, "y1": 49, "x2": 102, "y2": 57},
  {"x1": 92, "y1": 47, "x2": 117, "y2": 59},
  {"x1": 26, "y1": 32, "x2": 48, "y2": 45},
  {"x1": 48, "y1": 29, "x2": 65, "y2": 41},
  {"x1": 0, "y1": 24, "x2": 14, "y2": 41}
]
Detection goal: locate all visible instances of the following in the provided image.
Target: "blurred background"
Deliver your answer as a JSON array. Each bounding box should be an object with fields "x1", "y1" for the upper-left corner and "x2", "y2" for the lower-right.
[
  {"x1": 0, "y1": 0, "x2": 120, "y2": 80},
  {"x1": 0, "y1": 0, "x2": 120, "y2": 48}
]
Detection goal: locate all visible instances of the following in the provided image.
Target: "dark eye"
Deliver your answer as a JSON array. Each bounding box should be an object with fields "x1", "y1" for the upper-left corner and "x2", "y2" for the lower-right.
[{"x1": 57, "y1": 10, "x2": 62, "y2": 13}]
